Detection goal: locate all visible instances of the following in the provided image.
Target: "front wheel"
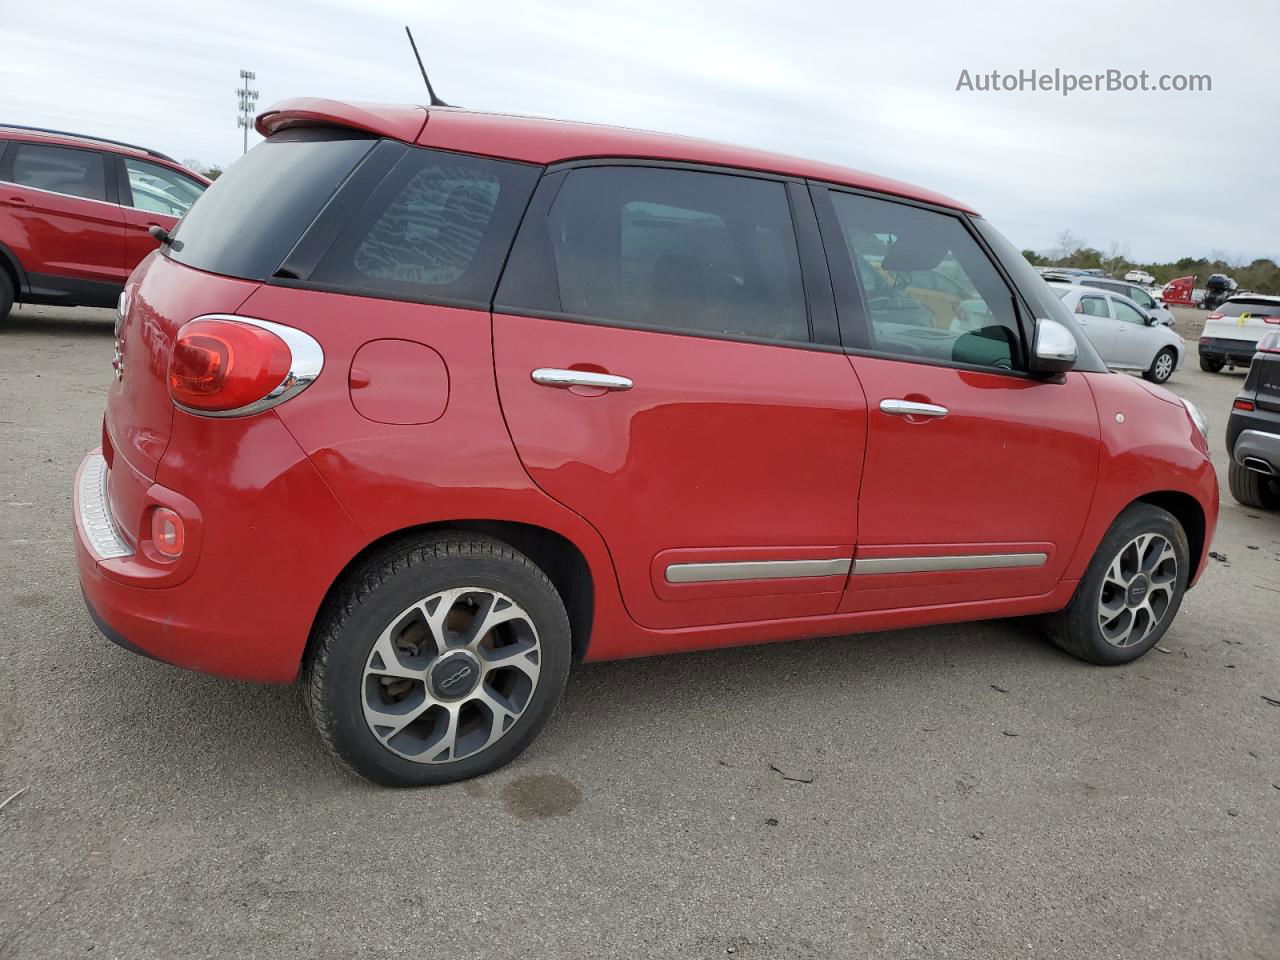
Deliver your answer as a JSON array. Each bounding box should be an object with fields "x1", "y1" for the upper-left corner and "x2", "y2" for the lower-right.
[
  {"x1": 1145, "y1": 347, "x2": 1176, "y2": 384},
  {"x1": 0, "y1": 271, "x2": 13, "y2": 323},
  {"x1": 1199, "y1": 355, "x2": 1224, "y2": 373},
  {"x1": 305, "y1": 534, "x2": 572, "y2": 786},
  {"x1": 1046, "y1": 504, "x2": 1189, "y2": 665}
]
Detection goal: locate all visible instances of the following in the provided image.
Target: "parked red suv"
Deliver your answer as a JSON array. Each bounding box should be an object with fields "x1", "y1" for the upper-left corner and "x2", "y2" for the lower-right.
[
  {"x1": 0, "y1": 125, "x2": 208, "y2": 320},
  {"x1": 74, "y1": 99, "x2": 1218, "y2": 786}
]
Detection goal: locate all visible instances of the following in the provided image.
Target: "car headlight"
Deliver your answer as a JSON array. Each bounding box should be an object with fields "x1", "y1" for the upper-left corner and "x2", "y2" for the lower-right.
[{"x1": 1181, "y1": 397, "x2": 1208, "y2": 440}]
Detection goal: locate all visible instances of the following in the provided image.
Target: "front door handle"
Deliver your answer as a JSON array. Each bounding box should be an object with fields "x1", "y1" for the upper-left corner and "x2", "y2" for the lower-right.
[
  {"x1": 531, "y1": 368, "x2": 633, "y2": 391},
  {"x1": 880, "y1": 398, "x2": 948, "y2": 419}
]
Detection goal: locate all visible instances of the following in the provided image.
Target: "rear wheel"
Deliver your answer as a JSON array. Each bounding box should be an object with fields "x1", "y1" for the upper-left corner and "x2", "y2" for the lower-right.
[
  {"x1": 1145, "y1": 348, "x2": 1176, "y2": 384},
  {"x1": 305, "y1": 533, "x2": 572, "y2": 786},
  {"x1": 0, "y1": 271, "x2": 13, "y2": 322},
  {"x1": 1228, "y1": 459, "x2": 1280, "y2": 510},
  {"x1": 1046, "y1": 504, "x2": 1189, "y2": 665},
  {"x1": 1199, "y1": 355, "x2": 1224, "y2": 373}
]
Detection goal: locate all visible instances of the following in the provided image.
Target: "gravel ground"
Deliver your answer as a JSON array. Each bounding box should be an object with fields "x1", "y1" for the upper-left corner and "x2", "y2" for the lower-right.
[{"x1": 1, "y1": 303, "x2": 1277, "y2": 960}]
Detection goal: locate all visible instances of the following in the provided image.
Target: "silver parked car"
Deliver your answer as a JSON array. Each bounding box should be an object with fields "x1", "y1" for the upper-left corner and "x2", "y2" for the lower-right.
[
  {"x1": 1050, "y1": 284, "x2": 1185, "y2": 383},
  {"x1": 1044, "y1": 272, "x2": 1175, "y2": 327}
]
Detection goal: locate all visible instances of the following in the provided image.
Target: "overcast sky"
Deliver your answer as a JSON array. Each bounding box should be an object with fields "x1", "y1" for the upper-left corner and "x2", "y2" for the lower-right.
[{"x1": 2, "y1": 0, "x2": 1275, "y2": 262}]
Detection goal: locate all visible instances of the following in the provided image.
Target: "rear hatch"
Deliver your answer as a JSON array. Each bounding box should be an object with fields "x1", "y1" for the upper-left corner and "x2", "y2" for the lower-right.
[
  {"x1": 1245, "y1": 333, "x2": 1280, "y2": 414},
  {"x1": 1202, "y1": 297, "x2": 1280, "y2": 345},
  {"x1": 103, "y1": 129, "x2": 383, "y2": 540}
]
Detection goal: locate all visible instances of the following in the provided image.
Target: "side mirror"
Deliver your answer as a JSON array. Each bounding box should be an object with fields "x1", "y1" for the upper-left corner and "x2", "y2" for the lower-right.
[{"x1": 1029, "y1": 318, "x2": 1078, "y2": 375}]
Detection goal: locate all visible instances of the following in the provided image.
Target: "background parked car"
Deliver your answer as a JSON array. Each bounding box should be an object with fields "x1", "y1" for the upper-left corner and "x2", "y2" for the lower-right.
[
  {"x1": 1049, "y1": 283, "x2": 1184, "y2": 383},
  {"x1": 1124, "y1": 269, "x2": 1156, "y2": 285},
  {"x1": 0, "y1": 125, "x2": 209, "y2": 321},
  {"x1": 1201, "y1": 273, "x2": 1237, "y2": 311},
  {"x1": 1043, "y1": 271, "x2": 1175, "y2": 326},
  {"x1": 1225, "y1": 330, "x2": 1280, "y2": 508},
  {"x1": 1198, "y1": 295, "x2": 1280, "y2": 371}
]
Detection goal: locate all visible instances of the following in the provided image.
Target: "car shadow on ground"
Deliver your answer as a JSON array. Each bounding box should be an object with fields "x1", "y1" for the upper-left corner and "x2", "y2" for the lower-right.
[
  {"x1": 74, "y1": 613, "x2": 1070, "y2": 794},
  {"x1": 3, "y1": 309, "x2": 114, "y2": 337}
]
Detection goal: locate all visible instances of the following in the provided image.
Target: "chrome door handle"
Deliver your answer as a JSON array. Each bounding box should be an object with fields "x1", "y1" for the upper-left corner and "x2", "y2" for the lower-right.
[
  {"x1": 531, "y1": 368, "x2": 633, "y2": 391},
  {"x1": 880, "y1": 398, "x2": 948, "y2": 418}
]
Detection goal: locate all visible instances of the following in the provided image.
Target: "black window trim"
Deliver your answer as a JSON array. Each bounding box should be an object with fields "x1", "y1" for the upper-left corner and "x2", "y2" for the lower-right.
[
  {"x1": 267, "y1": 141, "x2": 543, "y2": 311},
  {"x1": 808, "y1": 180, "x2": 1045, "y2": 380},
  {"x1": 492, "y1": 157, "x2": 842, "y2": 355},
  {"x1": 0, "y1": 139, "x2": 118, "y2": 206}
]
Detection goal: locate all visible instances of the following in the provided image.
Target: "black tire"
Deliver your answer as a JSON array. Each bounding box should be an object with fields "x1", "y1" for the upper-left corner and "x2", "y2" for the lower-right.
[
  {"x1": 1144, "y1": 347, "x2": 1176, "y2": 384},
  {"x1": 1045, "y1": 503, "x2": 1189, "y2": 665},
  {"x1": 1199, "y1": 355, "x2": 1223, "y2": 373},
  {"x1": 305, "y1": 533, "x2": 572, "y2": 787},
  {"x1": 0, "y1": 271, "x2": 13, "y2": 322},
  {"x1": 1228, "y1": 459, "x2": 1280, "y2": 510}
]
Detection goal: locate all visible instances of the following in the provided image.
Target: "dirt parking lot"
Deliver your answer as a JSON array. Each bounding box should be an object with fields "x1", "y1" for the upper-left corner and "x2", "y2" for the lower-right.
[{"x1": 1, "y1": 303, "x2": 1278, "y2": 959}]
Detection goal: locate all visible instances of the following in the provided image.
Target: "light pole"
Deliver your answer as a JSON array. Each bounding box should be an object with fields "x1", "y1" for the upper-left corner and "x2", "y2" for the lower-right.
[{"x1": 237, "y1": 70, "x2": 259, "y2": 155}]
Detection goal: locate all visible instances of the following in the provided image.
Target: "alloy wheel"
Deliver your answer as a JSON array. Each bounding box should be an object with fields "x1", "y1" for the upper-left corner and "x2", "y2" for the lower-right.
[
  {"x1": 1095, "y1": 533, "x2": 1178, "y2": 647},
  {"x1": 361, "y1": 587, "x2": 541, "y2": 763}
]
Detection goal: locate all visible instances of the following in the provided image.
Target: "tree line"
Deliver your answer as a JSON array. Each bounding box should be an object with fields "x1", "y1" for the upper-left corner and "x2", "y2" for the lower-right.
[{"x1": 1021, "y1": 230, "x2": 1280, "y2": 295}]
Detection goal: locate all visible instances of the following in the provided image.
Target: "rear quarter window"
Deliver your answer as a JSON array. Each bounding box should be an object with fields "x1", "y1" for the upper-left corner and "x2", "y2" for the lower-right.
[
  {"x1": 167, "y1": 128, "x2": 376, "y2": 281},
  {"x1": 305, "y1": 147, "x2": 539, "y2": 307}
]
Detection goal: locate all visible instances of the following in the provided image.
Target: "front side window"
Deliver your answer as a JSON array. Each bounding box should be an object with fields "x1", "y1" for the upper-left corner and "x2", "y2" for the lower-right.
[
  {"x1": 500, "y1": 166, "x2": 809, "y2": 343},
  {"x1": 124, "y1": 157, "x2": 205, "y2": 217},
  {"x1": 308, "y1": 147, "x2": 539, "y2": 305},
  {"x1": 828, "y1": 191, "x2": 1021, "y2": 371},
  {"x1": 1113, "y1": 299, "x2": 1147, "y2": 326},
  {"x1": 8, "y1": 143, "x2": 107, "y2": 201}
]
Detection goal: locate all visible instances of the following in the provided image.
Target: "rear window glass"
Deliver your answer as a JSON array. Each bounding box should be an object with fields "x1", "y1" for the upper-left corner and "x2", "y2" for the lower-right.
[
  {"x1": 306, "y1": 147, "x2": 539, "y2": 306},
  {"x1": 1220, "y1": 299, "x2": 1280, "y2": 318},
  {"x1": 167, "y1": 129, "x2": 375, "y2": 281}
]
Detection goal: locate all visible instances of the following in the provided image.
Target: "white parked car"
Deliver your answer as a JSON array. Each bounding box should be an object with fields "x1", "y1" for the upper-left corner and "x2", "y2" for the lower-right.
[
  {"x1": 1198, "y1": 295, "x2": 1280, "y2": 372},
  {"x1": 1125, "y1": 270, "x2": 1156, "y2": 285},
  {"x1": 1050, "y1": 284, "x2": 1185, "y2": 383}
]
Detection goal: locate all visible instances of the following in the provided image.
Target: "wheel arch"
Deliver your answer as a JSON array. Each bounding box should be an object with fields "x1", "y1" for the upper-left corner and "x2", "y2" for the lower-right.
[
  {"x1": 309, "y1": 519, "x2": 596, "y2": 665},
  {"x1": 1134, "y1": 490, "x2": 1206, "y2": 583},
  {"x1": 0, "y1": 240, "x2": 26, "y2": 302}
]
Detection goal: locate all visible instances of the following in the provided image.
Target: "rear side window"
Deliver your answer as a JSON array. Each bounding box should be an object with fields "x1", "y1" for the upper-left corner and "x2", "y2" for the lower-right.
[
  {"x1": 307, "y1": 148, "x2": 539, "y2": 306},
  {"x1": 1078, "y1": 296, "x2": 1109, "y2": 318},
  {"x1": 8, "y1": 143, "x2": 108, "y2": 201},
  {"x1": 827, "y1": 191, "x2": 1021, "y2": 371},
  {"x1": 499, "y1": 166, "x2": 810, "y2": 343},
  {"x1": 167, "y1": 129, "x2": 376, "y2": 281}
]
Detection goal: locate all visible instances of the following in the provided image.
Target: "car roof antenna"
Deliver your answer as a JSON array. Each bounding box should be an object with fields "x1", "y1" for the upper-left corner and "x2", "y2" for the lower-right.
[{"x1": 405, "y1": 26, "x2": 453, "y2": 108}]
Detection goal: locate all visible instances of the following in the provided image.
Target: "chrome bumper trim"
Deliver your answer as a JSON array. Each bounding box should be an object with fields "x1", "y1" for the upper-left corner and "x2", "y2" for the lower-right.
[{"x1": 78, "y1": 453, "x2": 132, "y2": 560}]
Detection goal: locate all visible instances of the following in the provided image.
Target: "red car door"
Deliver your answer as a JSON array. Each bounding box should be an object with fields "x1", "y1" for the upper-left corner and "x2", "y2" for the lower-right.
[
  {"x1": 492, "y1": 165, "x2": 868, "y2": 630},
  {"x1": 0, "y1": 141, "x2": 124, "y2": 291},
  {"x1": 116, "y1": 155, "x2": 207, "y2": 273},
  {"x1": 812, "y1": 186, "x2": 1101, "y2": 612}
]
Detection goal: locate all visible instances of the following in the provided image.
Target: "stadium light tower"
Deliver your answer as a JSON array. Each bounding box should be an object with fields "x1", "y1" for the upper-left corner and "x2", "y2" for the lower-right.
[{"x1": 237, "y1": 70, "x2": 259, "y2": 155}]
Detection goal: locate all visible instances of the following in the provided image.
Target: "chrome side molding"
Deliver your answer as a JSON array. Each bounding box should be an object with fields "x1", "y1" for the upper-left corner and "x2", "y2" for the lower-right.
[
  {"x1": 665, "y1": 558, "x2": 851, "y2": 584},
  {"x1": 851, "y1": 552, "x2": 1048, "y2": 575}
]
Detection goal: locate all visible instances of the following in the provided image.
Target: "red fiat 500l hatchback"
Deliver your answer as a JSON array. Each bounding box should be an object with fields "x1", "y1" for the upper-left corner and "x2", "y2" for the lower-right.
[{"x1": 75, "y1": 99, "x2": 1218, "y2": 786}]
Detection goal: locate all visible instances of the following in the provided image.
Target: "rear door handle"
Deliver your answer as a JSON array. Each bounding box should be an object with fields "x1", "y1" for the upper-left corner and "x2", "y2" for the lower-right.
[
  {"x1": 531, "y1": 368, "x2": 633, "y2": 391},
  {"x1": 4, "y1": 196, "x2": 29, "y2": 206},
  {"x1": 880, "y1": 398, "x2": 948, "y2": 418}
]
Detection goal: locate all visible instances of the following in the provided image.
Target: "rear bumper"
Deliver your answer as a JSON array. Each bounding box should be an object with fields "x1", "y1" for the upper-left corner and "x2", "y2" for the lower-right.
[
  {"x1": 1199, "y1": 337, "x2": 1257, "y2": 365},
  {"x1": 74, "y1": 421, "x2": 367, "y2": 683},
  {"x1": 1231, "y1": 426, "x2": 1280, "y2": 476}
]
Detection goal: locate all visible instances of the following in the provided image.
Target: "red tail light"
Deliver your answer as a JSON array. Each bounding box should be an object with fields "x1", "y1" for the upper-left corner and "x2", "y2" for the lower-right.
[
  {"x1": 150, "y1": 507, "x2": 186, "y2": 558},
  {"x1": 1233, "y1": 399, "x2": 1256, "y2": 411},
  {"x1": 1264, "y1": 316, "x2": 1280, "y2": 325},
  {"x1": 168, "y1": 316, "x2": 322, "y2": 416},
  {"x1": 1206, "y1": 313, "x2": 1224, "y2": 321}
]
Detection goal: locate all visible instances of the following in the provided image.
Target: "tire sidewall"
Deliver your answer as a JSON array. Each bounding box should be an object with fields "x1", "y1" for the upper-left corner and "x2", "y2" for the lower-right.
[
  {"x1": 1148, "y1": 348, "x2": 1175, "y2": 384},
  {"x1": 318, "y1": 551, "x2": 571, "y2": 787},
  {"x1": 1069, "y1": 505, "x2": 1190, "y2": 665}
]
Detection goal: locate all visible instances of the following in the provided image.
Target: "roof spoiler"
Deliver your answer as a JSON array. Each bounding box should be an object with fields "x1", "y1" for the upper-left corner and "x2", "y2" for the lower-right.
[{"x1": 254, "y1": 99, "x2": 429, "y2": 144}]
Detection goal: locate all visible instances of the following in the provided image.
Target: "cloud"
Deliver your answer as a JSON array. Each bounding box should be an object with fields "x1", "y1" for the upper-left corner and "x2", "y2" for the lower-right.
[{"x1": 2, "y1": 0, "x2": 1275, "y2": 261}]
